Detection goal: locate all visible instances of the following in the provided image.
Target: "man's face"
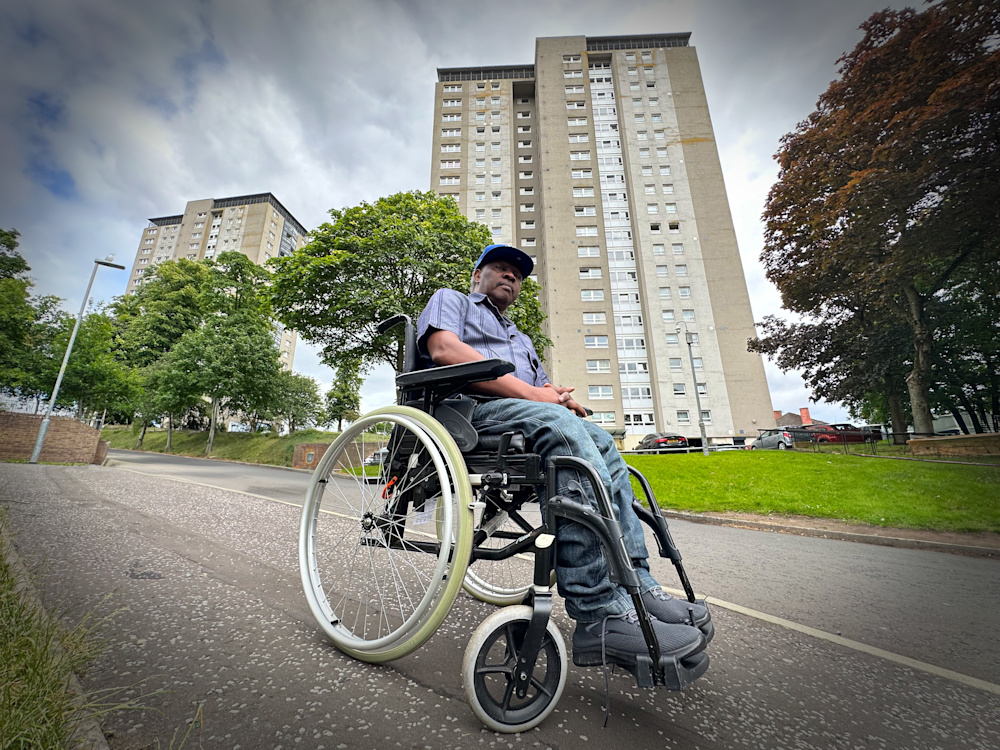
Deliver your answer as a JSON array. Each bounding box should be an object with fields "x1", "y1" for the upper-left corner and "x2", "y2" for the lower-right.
[{"x1": 474, "y1": 260, "x2": 522, "y2": 312}]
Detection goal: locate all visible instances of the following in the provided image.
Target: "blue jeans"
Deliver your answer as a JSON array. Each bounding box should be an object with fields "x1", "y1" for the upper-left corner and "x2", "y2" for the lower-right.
[{"x1": 472, "y1": 399, "x2": 659, "y2": 622}]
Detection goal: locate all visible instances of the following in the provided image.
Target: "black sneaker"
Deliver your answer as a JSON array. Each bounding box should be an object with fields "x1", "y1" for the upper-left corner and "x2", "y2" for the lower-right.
[
  {"x1": 572, "y1": 610, "x2": 705, "y2": 672},
  {"x1": 642, "y1": 587, "x2": 714, "y2": 642}
]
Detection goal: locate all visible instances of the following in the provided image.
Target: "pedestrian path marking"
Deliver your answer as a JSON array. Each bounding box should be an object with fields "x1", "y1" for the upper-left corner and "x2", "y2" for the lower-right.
[
  {"x1": 670, "y1": 589, "x2": 1000, "y2": 698},
  {"x1": 106, "y1": 464, "x2": 1000, "y2": 699}
]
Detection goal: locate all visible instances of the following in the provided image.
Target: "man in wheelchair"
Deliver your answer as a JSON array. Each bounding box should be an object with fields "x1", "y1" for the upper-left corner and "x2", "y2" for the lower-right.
[{"x1": 417, "y1": 243, "x2": 713, "y2": 672}]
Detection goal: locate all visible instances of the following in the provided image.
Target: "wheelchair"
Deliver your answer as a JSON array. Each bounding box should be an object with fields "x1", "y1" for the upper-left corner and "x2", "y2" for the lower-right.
[{"x1": 298, "y1": 315, "x2": 712, "y2": 732}]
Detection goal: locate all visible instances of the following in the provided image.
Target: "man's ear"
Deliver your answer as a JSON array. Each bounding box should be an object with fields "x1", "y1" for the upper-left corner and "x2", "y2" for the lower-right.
[{"x1": 472, "y1": 267, "x2": 482, "y2": 289}]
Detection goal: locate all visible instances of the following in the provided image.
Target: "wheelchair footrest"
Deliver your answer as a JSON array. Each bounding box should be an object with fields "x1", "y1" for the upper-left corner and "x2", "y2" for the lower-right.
[{"x1": 573, "y1": 650, "x2": 709, "y2": 690}]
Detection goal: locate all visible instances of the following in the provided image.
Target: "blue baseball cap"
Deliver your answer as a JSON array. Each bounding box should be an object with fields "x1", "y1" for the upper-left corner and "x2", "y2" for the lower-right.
[{"x1": 475, "y1": 244, "x2": 533, "y2": 279}]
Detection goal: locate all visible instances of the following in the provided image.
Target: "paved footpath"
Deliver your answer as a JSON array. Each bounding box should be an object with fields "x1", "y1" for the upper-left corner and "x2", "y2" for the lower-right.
[{"x1": 2, "y1": 462, "x2": 999, "y2": 750}]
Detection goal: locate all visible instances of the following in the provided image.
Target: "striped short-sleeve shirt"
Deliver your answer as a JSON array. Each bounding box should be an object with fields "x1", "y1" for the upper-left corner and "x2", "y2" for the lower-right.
[{"x1": 417, "y1": 289, "x2": 550, "y2": 388}]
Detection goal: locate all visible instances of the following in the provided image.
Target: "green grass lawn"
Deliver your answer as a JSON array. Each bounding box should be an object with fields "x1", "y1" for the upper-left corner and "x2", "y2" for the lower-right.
[
  {"x1": 100, "y1": 426, "x2": 1000, "y2": 534},
  {"x1": 625, "y1": 450, "x2": 1000, "y2": 533},
  {"x1": 101, "y1": 426, "x2": 342, "y2": 467}
]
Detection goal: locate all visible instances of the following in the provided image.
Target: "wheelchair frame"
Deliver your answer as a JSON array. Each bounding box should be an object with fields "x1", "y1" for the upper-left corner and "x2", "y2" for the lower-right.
[{"x1": 299, "y1": 314, "x2": 710, "y2": 732}]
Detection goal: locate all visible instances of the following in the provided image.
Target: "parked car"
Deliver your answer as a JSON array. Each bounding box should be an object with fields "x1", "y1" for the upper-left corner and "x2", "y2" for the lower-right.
[
  {"x1": 637, "y1": 432, "x2": 689, "y2": 452},
  {"x1": 805, "y1": 423, "x2": 871, "y2": 443},
  {"x1": 750, "y1": 428, "x2": 797, "y2": 450},
  {"x1": 364, "y1": 447, "x2": 389, "y2": 465}
]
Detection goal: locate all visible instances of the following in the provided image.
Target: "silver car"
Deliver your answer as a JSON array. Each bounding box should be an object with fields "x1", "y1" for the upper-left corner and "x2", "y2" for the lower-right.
[{"x1": 750, "y1": 428, "x2": 796, "y2": 450}]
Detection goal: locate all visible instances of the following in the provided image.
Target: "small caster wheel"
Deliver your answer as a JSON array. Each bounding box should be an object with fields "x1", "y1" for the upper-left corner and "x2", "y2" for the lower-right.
[{"x1": 463, "y1": 605, "x2": 567, "y2": 733}]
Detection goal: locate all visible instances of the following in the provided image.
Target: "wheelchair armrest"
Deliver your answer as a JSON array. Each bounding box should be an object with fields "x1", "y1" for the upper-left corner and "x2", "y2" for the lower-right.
[{"x1": 395, "y1": 358, "x2": 515, "y2": 394}]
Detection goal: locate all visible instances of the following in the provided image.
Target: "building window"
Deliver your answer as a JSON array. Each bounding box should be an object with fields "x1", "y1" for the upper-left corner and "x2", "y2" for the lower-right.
[
  {"x1": 565, "y1": 84, "x2": 585, "y2": 94},
  {"x1": 564, "y1": 69, "x2": 583, "y2": 78},
  {"x1": 439, "y1": 176, "x2": 460, "y2": 185},
  {"x1": 492, "y1": 208, "x2": 502, "y2": 218},
  {"x1": 563, "y1": 53, "x2": 582, "y2": 62},
  {"x1": 492, "y1": 226, "x2": 502, "y2": 236},
  {"x1": 570, "y1": 150, "x2": 591, "y2": 161},
  {"x1": 581, "y1": 289, "x2": 605, "y2": 301},
  {"x1": 641, "y1": 166, "x2": 653, "y2": 176},
  {"x1": 587, "y1": 359, "x2": 612, "y2": 373},
  {"x1": 520, "y1": 203, "x2": 535, "y2": 212},
  {"x1": 656, "y1": 265, "x2": 668, "y2": 277},
  {"x1": 650, "y1": 223, "x2": 661, "y2": 234},
  {"x1": 673, "y1": 383, "x2": 686, "y2": 396},
  {"x1": 577, "y1": 246, "x2": 600, "y2": 258},
  {"x1": 440, "y1": 160, "x2": 460, "y2": 169},
  {"x1": 568, "y1": 133, "x2": 589, "y2": 143},
  {"x1": 518, "y1": 155, "x2": 533, "y2": 163},
  {"x1": 656, "y1": 147, "x2": 668, "y2": 159},
  {"x1": 442, "y1": 128, "x2": 461, "y2": 138},
  {"x1": 443, "y1": 84, "x2": 462, "y2": 92},
  {"x1": 442, "y1": 113, "x2": 461, "y2": 122},
  {"x1": 441, "y1": 144, "x2": 461, "y2": 153},
  {"x1": 654, "y1": 130, "x2": 665, "y2": 140},
  {"x1": 693, "y1": 357, "x2": 703, "y2": 370},
  {"x1": 579, "y1": 267, "x2": 602, "y2": 279},
  {"x1": 573, "y1": 186, "x2": 595, "y2": 198},
  {"x1": 651, "y1": 113, "x2": 662, "y2": 122},
  {"x1": 637, "y1": 131, "x2": 648, "y2": 141},
  {"x1": 659, "y1": 287, "x2": 672, "y2": 299},
  {"x1": 665, "y1": 333, "x2": 679, "y2": 345},
  {"x1": 491, "y1": 173, "x2": 501, "y2": 184},
  {"x1": 584, "y1": 335, "x2": 609, "y2": 348},
  {"x1": 591, "y1": 411, "x2": 616, "y2": 425},
  {"x1": 677, "y1": 410, "x2": 690, "y2": 423},
  {"x1": 492, "y1": 141, "x2": 501, "y2": 151},
  {"x1": 519, "y1": 171, "x2": 533, "y2": 179},
  {"x1": 689, "y1": 333, "x2": 700, "y2": 345},
  {"x1": 674, "y1": 264, "x2": 687, "y2": 276},
  {"x1": 475, "y1": 192, "x2": 485, "y2": 201},
  {"x1": 574, "y1": 206, "x2": 596, "y2": 217},
  {"x1": 668, "y1": 222, "x2": 680, "y2": 233},
  {"x1": 475, "y1": 209, "x2": 485, "y2": 219},
  {"x1": 697, "y1": 383, "x2": 708, "y2": 396},
  {"x1": 660, "y1": 165, "x2": 672, "y2": 176},
  {"x1": 588, "y1": 385, "x2": 613, "y2": 399},
  {"x1": 576, "y1": 226, "x2": 598, "y2": 237},
  {"x1": 571, "y1": 168, "x2": 593, "y2": 179},
  {"x1": 520, "y1": 220, "x2": 535, "y2": 229},
  {"x1": 492, "y1": 191, "x2": 502, "y2": 200},
  {"x1": 647, "y1": 203, "x2": 658, "y2": 215},
  {"x1": 669, "y1": 358, "x2": 682, "y2": 371},
  {"x1": 682, "y1": 309, "x2": 696, "y2": 322},
  {"x1": 566, "y1": 101, "x2": 587, "y2": 110},
  {"x1": 443, "y1": 98, "x2": 461, "y2": 107},
  {"x1": 583, "y1": 312, "x2": 607, "y2": 324},
  {"x1": 639, "y1": 148, "x2": 650, "y2": 158},
  {"x1": 662, "y1": 309, "x2": 675, "y2": 322},
  {"x1": 679, "y1": 286, "x2": 691, "y2": 299},
  {"x1": 663, "y1": 184, "x2": 675, "y2": 194}
]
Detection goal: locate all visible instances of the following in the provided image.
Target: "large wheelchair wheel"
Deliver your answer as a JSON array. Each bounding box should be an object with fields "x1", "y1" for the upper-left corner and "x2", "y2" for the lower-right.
[
  {"x1": 463, "y1": 605, "x2": 567, "y2": 733},
  {"x1": 463, "y1": 504, "x2": 535, "y2": 606},
  {"x1": 299, "y1": 406, "x2": 473, "y2": 663}
]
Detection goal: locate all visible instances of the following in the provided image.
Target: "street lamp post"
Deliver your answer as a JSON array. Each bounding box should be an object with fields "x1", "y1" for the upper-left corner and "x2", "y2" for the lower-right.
[
  {"x1": 680, "y1": 324, "x2": 710, "y2": 457},
  {"x1": 28, "y1": 256, "x2": 126, "y2": 464}
]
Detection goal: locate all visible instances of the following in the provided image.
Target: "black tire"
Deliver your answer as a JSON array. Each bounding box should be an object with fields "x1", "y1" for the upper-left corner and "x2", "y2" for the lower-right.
[{"x1": 463, "y1": 606, "x2": 566, "y2": 733}]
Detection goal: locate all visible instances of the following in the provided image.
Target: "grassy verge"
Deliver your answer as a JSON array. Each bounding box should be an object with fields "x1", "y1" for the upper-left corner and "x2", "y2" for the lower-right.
[
  {"x1": 625, "y1": 450, "x2": 1000, "y2": 533},
  {"x1": 0, "y1": 508, "x2": 106, "y2": 748},
  {"x1": 101, "y1": 426, "x2": 344, "y2": 467}
]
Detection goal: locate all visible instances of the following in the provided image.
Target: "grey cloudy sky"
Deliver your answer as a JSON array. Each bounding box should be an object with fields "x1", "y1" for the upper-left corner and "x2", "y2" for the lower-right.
[{"x1": 0, "y1": 0, "x2": 911, "y2": 422}]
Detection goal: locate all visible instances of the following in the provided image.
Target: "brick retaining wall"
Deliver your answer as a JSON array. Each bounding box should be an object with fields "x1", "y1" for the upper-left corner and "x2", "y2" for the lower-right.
[
  {"x1": 0, "y1": 412, "x2": 101, "y2": 464},
  {"x1": 908, "y1": 432, "x2": 1000, "y2": 457}
]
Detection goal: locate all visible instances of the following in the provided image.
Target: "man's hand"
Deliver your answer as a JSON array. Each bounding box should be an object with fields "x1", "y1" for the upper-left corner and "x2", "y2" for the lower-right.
[{"x1": 543, "y1": 384, "x2": 588, "y2": 417}]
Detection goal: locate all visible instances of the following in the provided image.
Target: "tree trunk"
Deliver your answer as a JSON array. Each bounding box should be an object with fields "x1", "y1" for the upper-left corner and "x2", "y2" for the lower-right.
[
  {"x1": 166, "y1": 414, "x2": 173, "y2": 451},
  {"x1": 885, "y1": 374, "x2": 909, "y2": 445},
  {"x1": 977, "y1": 403, "x2": 990, "y2": 435},
  {"x1": 956, "y1": 391, "x2": 982, "y2": 433},
  {"x1": 900, "y1": 283, "x2": 935, "y2": 436},
  {"x1": 136, "y1": 420, "x2": 148, "y2": 449},
  {"x1": 990, "y1": 367, "x2": 1000, "y2": 432},
  {"x1": 206, "y1": 398, "x2": 219, "y2": 456},
  {"x1": 249, "y1": 412, "x2": 258, "y2": 432},
  {"x1": 948, "y1": 406, "x2": 970, "y2": 435},
  {"x1": 337, "y1": 416, "x2": 343, "y2": 432}
]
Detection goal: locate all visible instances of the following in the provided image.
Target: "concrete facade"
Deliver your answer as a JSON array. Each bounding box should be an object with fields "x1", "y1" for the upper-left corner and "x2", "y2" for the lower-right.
[
  {"x1": 431, "y1": 34, "x2": 774, "y2": 447},
  {"x1": 126, "y1": 193, "x2": 306, "y2": 370}
]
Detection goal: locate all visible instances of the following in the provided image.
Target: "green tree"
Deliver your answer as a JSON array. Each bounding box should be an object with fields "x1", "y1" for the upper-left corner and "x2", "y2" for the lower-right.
[
  {"x1": 42, "y1": 310, "x2": 136, "y2": 420},
  {"x1": 322, "y1": 361, "x2": 362, "y2": 431},
  {"x1": 0, "y1": 229, "x2": 36, "y2": 390},
  {"x1": 110, "y1": 259, "x2": 212, "y2": 368},
  {"x1": 272, "y1": 370, "x2": 322, "y2": 432},
  {"x1": 269, "y1": 191, "x2": 554, "y2": 373},
  {"x1": 760, "y1": 0, "x2": 1000, "y2": 435}
]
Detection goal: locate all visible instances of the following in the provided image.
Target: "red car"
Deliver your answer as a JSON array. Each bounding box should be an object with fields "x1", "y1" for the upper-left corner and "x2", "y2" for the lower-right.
[{"x1": 805, "y1": 423, "x2": 871, "y2": 443}]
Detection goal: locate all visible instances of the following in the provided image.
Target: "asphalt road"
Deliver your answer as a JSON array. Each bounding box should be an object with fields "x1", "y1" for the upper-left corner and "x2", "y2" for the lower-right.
[{"x1": 2, "y1": 453, "x2": 998, "y2": 749}]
